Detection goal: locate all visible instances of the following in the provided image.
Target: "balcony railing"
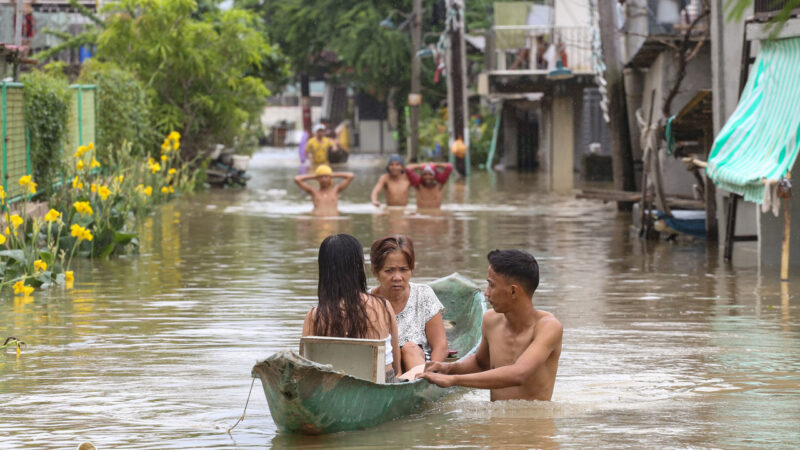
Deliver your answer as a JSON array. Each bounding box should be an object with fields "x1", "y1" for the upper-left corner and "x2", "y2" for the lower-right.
[{"x1": 489, "y1": 25, "x2": 594, "y2": 74}]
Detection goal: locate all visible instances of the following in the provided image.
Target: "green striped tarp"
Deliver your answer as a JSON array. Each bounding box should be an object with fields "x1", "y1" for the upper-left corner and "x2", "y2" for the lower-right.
[{"x1": 707, "y1": 38, "x2": 800, "y2": 204}]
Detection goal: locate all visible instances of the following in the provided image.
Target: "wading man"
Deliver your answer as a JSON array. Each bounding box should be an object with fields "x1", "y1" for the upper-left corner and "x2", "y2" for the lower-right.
[
  {"x1": 294, "y1": 164, "x2": 354, "y2": 216},
  {"x1": 371, "y1": 154, "x2": 412, "y2": 207},
  {"x1": 418, "y1": 249, "x2": 562, "y2": 401},
  {"x1": 405, "y1": 162, "x2": 453, "y2": 210}
]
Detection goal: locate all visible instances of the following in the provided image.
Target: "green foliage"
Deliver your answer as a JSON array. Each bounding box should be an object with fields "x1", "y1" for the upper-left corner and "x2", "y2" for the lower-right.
[
  {"x1": 469, "y1": 109, "x2": 498, "y2": 168},
  {"x1": 726, "y1": 0, "x2": 800, "y2": 37},
  {"x1": 21, "y1": 70, "x2": 71, "y2": 196},
  {"x1": 96, "y1": 0, "x2": 283, "y2": 155},
  {"x1": 255, "y1": 0, "x2": 412, "y2": 98},
  {"x1": 418, "y1": 104, "x2": 449, "y2": 158},
  {"x1": 78, "y1": 60, "x2": 154, "y2": 162}
]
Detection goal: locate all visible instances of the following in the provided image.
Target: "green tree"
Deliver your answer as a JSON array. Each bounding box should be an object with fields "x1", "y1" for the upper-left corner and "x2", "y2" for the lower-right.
[
  {"x1": 78, "y1": 60, "x2": 154, "y2": 162},
  {"x1": 96, "y1": 0, "x2": 285, "y2": 157}
]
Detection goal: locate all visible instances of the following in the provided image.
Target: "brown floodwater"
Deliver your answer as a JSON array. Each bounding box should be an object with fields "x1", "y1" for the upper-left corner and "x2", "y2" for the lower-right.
[{"x1": 1, "y1": 149, "x2": 799, "y2": 448}]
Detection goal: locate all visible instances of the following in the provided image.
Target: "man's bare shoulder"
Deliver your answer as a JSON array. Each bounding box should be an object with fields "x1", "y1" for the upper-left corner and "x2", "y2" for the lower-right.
[
  {"x1": 482, "y1": 309, "x2": 505, "y2": 327},
  {"x1": 533, "y1": 311, "x2": 563, "y2": 338}
]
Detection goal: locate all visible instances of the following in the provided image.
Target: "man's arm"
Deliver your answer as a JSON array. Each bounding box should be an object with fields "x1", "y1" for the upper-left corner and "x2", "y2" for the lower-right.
[
  {"x1": 370, "y1": 175, "x2": 387, "y2": 207},
  {"x1": 421, "y1": 317, "x2": 491, "y2": 375},
  {"x1": 420, "y1": 318, "x2": 562, "y2": 389},
  {"x1": 405, "y1": 165, "x2": 422, "y2": 187},
  {"x1": 333, "y1": 172, "x2": 355, "y2": 193},
  {"x1": 294, "y1": 174, "x2": 317, "y2": 194},
  {"x1": 434, "y1": 163, "x2": 453, "y2": 186}
]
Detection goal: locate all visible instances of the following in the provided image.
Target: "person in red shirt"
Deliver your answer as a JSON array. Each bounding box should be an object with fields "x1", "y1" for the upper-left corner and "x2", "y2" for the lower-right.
[{"x1": 405, "y1": 162, "x2": 453, "y2": 210}]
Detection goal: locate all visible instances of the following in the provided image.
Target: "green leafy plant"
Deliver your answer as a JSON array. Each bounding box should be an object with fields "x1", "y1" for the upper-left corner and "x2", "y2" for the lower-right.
[
  {"x1": 96, "y1": 0, "x2": 280, "y2": 157},
  {"x1": 78, "y1": 60, "x2": 155, "y2": 162},
  {"x1": 21, "y1": 70, "x2": 70, "y2": 196}
]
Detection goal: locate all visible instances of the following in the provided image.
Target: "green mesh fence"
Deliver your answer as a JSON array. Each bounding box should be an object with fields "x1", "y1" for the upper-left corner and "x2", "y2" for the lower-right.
[
  {"x1": 1, "y1": 82, "x2": 29, "y2": 200},
  {"x1": 67, "y1": 84, "x2": 97, "y2": 155}
]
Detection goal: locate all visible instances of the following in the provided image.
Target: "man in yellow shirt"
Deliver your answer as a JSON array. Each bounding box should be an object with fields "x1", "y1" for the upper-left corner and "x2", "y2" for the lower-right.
[{"x1": 305, "y1": 124, "x2": 335, "y2": 166}]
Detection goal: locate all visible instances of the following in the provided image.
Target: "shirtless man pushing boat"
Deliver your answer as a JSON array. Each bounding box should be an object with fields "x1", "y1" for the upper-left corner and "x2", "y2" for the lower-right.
[{"x1": 418, "y1": 249, "x2": 562, "y2": 401}]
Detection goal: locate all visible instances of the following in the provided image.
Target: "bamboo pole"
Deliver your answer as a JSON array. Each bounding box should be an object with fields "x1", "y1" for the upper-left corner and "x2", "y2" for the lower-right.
[{"x1": 780, "y1": 174, "x2": 792, "y2": 281}]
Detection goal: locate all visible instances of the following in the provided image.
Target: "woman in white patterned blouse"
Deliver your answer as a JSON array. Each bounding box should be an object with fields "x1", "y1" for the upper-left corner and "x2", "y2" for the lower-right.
[{"x1": 370, "y1": 235, "x2": 448, "y2": 376}]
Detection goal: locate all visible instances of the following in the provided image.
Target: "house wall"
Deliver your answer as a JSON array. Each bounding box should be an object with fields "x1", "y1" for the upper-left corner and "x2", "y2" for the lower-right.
[{"x1": 636, "y1": 46, "x2": 712, "y2": 198}]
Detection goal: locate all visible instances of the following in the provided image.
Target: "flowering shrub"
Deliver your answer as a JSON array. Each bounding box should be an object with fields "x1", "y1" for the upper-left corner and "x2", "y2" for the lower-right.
[{"x1": 2, "y1": 132, "x2": 194, "y2": 294}]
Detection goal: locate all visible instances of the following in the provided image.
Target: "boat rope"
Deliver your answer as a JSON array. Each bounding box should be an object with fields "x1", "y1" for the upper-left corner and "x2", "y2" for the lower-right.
[{"x1": 226, "y1": 377, "x2": 256, "y2": 434}]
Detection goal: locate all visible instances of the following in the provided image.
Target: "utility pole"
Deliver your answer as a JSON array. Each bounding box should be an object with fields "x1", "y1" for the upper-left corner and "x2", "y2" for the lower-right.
[
  {"x1": 300, "y1": 73, "x2": 312, "y2": 135},
  {"x1": 408, "y1": 0, "x2": 422, "y2": 162},
  {"x1": 14, "y1": 0, "x2": 24, "y2": 47},
  {"x1": 597, "y1": 0, "x2": 635, "y2": 207},
  {"x1": 446, "y1": 0, "x2": 469, "y2": 176}
]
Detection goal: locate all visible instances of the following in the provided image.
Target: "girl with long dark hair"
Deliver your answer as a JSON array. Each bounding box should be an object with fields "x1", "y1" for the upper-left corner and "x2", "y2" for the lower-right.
[{"x1": 302, "y1": 234, "x2": 402, "y2": 380}]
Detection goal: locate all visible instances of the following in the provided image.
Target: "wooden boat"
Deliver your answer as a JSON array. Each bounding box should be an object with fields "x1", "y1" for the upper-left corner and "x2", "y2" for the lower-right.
[{"x1": 252, "y1": 273, "x2": 486, "y2": 435}]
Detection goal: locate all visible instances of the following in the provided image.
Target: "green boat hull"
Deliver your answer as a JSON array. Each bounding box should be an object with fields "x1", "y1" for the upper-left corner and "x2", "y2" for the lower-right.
[{"x1": 252, "y1": 273, "x2": 486, "y2": 435}]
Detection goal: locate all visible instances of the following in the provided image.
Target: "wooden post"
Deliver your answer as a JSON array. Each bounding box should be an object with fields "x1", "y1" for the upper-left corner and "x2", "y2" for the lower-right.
[
  {"x1": 597, "y1": 0, "x2": 636, "y2": 209},
  {"x1": 703, "y1": 128, "x2": 718, "y2": 241},
  {"x1": 781, "y1": 199, "x2": 791, "y2": 280},
  {"x1": 779, "y1": 174, "x2": 792, "y2": 281}
]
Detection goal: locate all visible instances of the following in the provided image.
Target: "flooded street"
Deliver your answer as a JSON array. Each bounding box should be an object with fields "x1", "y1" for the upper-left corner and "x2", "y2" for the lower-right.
[{"x1": 2, "y1": 148, "x2": 799, "y2": 448}]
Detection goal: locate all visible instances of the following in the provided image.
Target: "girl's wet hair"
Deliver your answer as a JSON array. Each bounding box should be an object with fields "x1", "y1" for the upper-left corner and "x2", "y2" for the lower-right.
[
  {"x1": 370, "y1": 235, "x2": 415, "y2": 274},
  {"x1": 314, "y1": 234, "x2": 372, "y2": 338}
]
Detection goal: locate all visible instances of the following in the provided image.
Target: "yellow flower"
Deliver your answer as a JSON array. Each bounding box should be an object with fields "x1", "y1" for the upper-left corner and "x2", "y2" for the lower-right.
[
  {"x1": 0, "y1": 185, "x2": 5, "y2": 201},
  {"x1": 76, "y1": 160, "x2": 85, "y2": 170},
  {"x1": 91, "y1": 183, "x2": 97, "y2": 193},
  {"x1": 73, "y1": 201, "x2": 93, "y2": 216},
  {"x1": 168, "y1": 131, "x2": 181, "y2": 141},
  {"x1": 168, "y1": 168, "x2": 177, "y2": 175},
  {"x1": 161, "y1": 186, "x2": 169, "y2": 194},
  {"x1": 65, "y1": 271, "x2": 74, "y2": 283},
  {"x1": 13, "y1": 280, "x2": 33, "y2": 296},
  {"x1": 4, "y1": 226, "x2": 10, "y2": 235},
  {"x1": 28, "y1": 182, "x2": 36, "y2": 194},
  {"x1": 88, "y1": 142, "x2": 95, "y2": 151},
  {"x1": 18, "y1": 175, "x2": 31, "y2": 186},
  {"x1": 150, "y1": 162, "x2": 161, "y2": 174},
  {"x1": 0, "y1": 234, "x2": 6, "y2": 245},
  {"x1": 81, "y1": 229, "x2": 93, "y2": 241},
  {"x1": 44, "y1": 209, "x2": 61, "y2": 222},
  {"x1": 10, "y1": 215, "x2": 23, "y2": 229},
  {"x1": 74, "y1": 145, "x2": 88, "y2": 158},
  {"x1": 34, "y1": 260, "x2": 47, "y2": 273},
  {"x1": 90, "y1": 157, "x2": 101, "y2": 169},
  {"x1": 143, "y1": 186, "x2": 152, "y2": 197},
  {"x1": 117, "y1": 175, "x2": 124, "y2": 183},
  {"x1": 98, "y1": 185, "x2": 111, "y2": 200},
  {"x1": 148, "y1": 157, "x2": 155, "y2": 165},
  {"x1": 161, "y1": 154, "x2": 167, "y2": 161},
  {"x1": 161, "y1": 141, "x2": 171, "y2": 152},
  {"x1": 70, "y1": 223, "x2": 83, "y2": 237},
  {"x1": 72, "y1": 176, "x2": 84, "y2": 190}
]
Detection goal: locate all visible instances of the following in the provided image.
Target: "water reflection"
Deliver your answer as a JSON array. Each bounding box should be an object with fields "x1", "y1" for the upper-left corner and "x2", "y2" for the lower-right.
[{"x1": 0, "y1": 149, "x2": 798, "y2": 448}]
